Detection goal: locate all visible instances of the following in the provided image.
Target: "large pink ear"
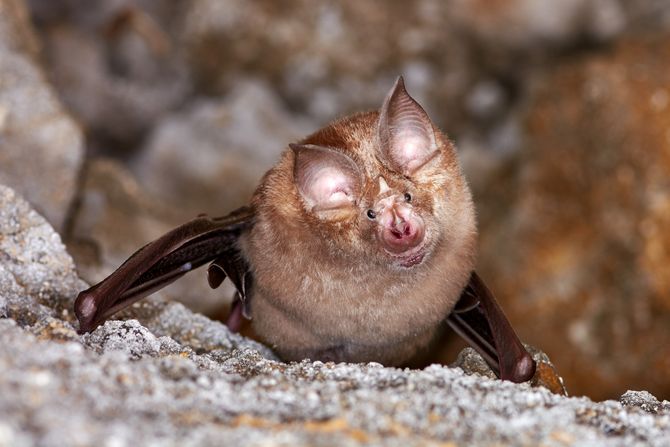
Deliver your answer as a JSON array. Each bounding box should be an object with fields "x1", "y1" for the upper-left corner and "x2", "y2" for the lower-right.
[
  {"x1": 291, "y1": 143, "x2": 362, "y2": 212},
  {"x1": 378, "y1": 76, "x2": 439, "y2": 176}
]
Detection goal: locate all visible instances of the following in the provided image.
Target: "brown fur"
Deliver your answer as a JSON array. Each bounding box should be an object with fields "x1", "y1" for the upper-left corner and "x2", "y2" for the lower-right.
[{"x1": 240, "y1": 110, "x2": 477, "y2": 366}]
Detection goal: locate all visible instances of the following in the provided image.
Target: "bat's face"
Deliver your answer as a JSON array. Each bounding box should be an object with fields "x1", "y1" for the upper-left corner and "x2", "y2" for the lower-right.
[
  {"x1": 365, "y1": 175, "x2": 427, "y2": 267},
  {"x1": 291, "y1": 78, "x2": 473, "y2": 271}
]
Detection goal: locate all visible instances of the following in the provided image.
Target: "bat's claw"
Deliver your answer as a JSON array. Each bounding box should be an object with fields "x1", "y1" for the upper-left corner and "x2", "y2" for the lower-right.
[
  {"x1": 512, "y1": 354, "x2": 536, "y2": 383},
  {"x1": 74, "y1": 289, "x2": 101, "y2": 334}
]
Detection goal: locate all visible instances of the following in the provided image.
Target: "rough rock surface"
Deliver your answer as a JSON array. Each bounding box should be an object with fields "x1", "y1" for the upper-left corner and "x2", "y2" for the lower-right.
[
  {"x1": 0, "y1": 184, "x2": 84, "y2": 324},
  {"x1": 0, "y1": 0, "x2": 84, "y2": 233},
  {"x1": 3, "y1": 185, "x2": 670, "y2": 446},
  {"x1": 26, "y1": 0, "x2": 637, "y2": 160},
  {"x1": 28, "y1": 0, "x2": 190, "y2": 153},
  {"x1": 477, "y1": 33, "x2": 670, "y2": 400},
  {"x1": 3, "y1": 316, "x2": 670, "y2": 447},
  {"x1": 132, "y1": 80, "x2": 316, "y2": 219}
]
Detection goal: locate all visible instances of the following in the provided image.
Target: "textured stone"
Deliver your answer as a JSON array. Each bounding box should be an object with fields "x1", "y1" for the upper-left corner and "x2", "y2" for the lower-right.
[
  {"x1": 477, "y1": 34, "x2": 670, "y2": 400},
  {"x1": 132, "y1": 80, "x2": 316, "y2": 219},
  {"x1": 0, "y1": 0, "x2": 84, "y2": 233},
  {"x1": 29, "y1": 0, "x2": 189, "y2": 153},
  {"x1": 449, "y1": 0, "x2": 624, "y2": 51},
  {"x1": 620, "y1": 390, "x2": 668, "y2": 414},
  {"x1": 3, "y1": 316, "x2": 670, "y2": 446},
  {"x1": 0, "y1": 184, "x2": 84, "y2": 323}
]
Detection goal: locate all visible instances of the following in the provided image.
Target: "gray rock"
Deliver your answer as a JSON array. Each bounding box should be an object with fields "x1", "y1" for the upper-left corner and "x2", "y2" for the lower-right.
[
  {"x1": 620, "y1": 390, "x2": 670, "y2": 415},
  {"x1": 0, "y1": 0, "x2": 40, "y2": 56},
  {"x1": 0, "y1": 0, "x2": 84, "y2": 233},
  {"x1": 448, "y1": 0, "x2": 625, "y2": 51},
  {"x1": 0, "y1": 184, "x2": 84, "y2": 326},
  {"x1": 132, "y1": 80, "x2": 316, "y2": 219},
  {"x1": 29, "y1": 0, "x2": 190, "y2": 152},
  {"x1": 3, "y1": 314, "x2": 670, "y2": 446}
]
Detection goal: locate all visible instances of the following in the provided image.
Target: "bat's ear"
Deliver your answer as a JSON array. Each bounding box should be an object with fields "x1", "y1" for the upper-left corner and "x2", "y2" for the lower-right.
[
  {"x1": 378, "y1": 76, "x2": 439, "y2": 177},
  {"x1": 290, "y1": 143, "x2": 362, "y2": 212}
]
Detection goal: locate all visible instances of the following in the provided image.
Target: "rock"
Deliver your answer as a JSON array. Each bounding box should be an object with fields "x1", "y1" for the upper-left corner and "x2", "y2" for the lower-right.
[
  {"x1": 0, "y1": 184, "x2": 84, "y2": 333},
  {"x1": 132, "y1": 80, "x2": 316, "y2": 219},
  {"x1": 620, "y1": 390, "x2": 669, "y2": 414},
  {"x1": 0, "y1": 185, "x2": 76, "y2": 292},
  {"x1": 0, "y1": 0, "x2": 84, "y2": 233},
  {"x1": 477, "y1": 33, "x2": 670, "y2": 400},
  {"x1": 452, "y1": 345, "x2": 568, "y2": 396},
  {"x1": 181, "y1": 0, "x2": 484, "y2": 137},
  {"x1": 449, "y1": 0, "x2": 625, "y2": 52},
  {"x1": 179, "y1": 0, "x2": 636, "y2": 149},
  {"x1": 25, "y1": 0, "x2": 654, "y2": 161},
  {"x1": 0, "y1": 0, "x2": 40, "y2": 56},
  {"x1": 3, "y1": 181, "x2": 670, "y2": 446},
  {"x1": 67, "y1": 158, "x2": 237, "y2": 317},
  {"x1": 619, "y1": 1, "x2": 670, "y2": 34},
  {"x1": 29, "y1": 0, "x2": 190, "y2": 153},
  {"x1": 3, "y1": 316, "x2": 670, "y2": 445}
]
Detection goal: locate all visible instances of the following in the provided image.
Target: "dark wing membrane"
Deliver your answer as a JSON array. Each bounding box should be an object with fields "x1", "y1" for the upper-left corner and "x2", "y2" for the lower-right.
[
  {"x1": 74, "y1": 207, "x2": 254, "y2": 334},
  {"x1": 447, "y1": 272, "x2": 536, "y2": 383}
]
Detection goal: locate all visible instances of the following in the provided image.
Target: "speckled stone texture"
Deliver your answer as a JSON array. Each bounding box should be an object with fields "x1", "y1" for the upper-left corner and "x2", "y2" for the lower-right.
[{"x1": 1, "y1": 183, "x2": 670, "y2": 446}]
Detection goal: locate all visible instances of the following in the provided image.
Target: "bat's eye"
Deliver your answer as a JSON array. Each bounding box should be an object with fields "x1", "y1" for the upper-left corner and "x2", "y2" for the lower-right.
[
  {"x1": 404, "y1": 193, "x2": 412, "y2": 202},
  {"x1": 366, "y1": 209, "x2": 377, "y2": 220}
]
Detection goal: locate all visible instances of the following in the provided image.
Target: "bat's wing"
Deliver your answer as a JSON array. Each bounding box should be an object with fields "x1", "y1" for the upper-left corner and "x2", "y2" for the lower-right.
[
  {"x1": 447, "y1": 272, "x2": 536, "y2": 383},
  {"x1": 74, "y1": 206, "x2": 254, "y2": 334}
]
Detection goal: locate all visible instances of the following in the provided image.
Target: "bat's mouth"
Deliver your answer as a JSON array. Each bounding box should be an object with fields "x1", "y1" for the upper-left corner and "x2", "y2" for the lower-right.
[
  {"x1": 387, "y1": 242, "x2": 427, "y2": 269},
  {"x1": 398, "y1": 250, "x2": 425, "y2": 268}
]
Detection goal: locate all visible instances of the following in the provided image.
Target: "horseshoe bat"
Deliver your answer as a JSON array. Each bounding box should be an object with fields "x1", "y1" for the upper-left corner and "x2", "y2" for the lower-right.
[{"x1": 75, "y1": 77, "x2": 536, "y2": 383}]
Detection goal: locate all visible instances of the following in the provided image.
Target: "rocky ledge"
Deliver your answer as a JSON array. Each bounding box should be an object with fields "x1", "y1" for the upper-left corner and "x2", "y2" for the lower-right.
[{"x1": 1, "y1": 184, "x2": 670, "y2": 446}]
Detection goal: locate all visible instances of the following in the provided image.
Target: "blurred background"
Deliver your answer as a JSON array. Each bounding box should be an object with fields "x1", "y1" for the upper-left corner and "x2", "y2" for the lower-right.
[{"x1": 0, "y1": 0, "x2": 669, "y2": 400}]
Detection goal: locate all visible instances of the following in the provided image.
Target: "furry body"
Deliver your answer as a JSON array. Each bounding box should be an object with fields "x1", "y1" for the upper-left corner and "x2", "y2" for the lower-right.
[{"x1": 242, "y1": 101, "x2": 477, "y2": 365}]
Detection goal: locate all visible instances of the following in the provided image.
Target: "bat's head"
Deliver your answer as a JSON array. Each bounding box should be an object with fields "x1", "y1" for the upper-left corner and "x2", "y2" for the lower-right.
[{"x1": 290, "y1": 76, "x2": 476, "y2": 271}]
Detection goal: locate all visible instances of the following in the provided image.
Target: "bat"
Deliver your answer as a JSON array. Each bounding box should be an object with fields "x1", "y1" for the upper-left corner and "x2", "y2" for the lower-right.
[{"x1": 74, "y1": 77, "x2": 536, "y2": 383}]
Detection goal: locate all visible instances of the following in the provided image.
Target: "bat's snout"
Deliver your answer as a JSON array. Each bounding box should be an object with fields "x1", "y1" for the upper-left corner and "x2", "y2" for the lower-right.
[{"x1": 378, "y1": 205, "x2": 425, "y2": 255}]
